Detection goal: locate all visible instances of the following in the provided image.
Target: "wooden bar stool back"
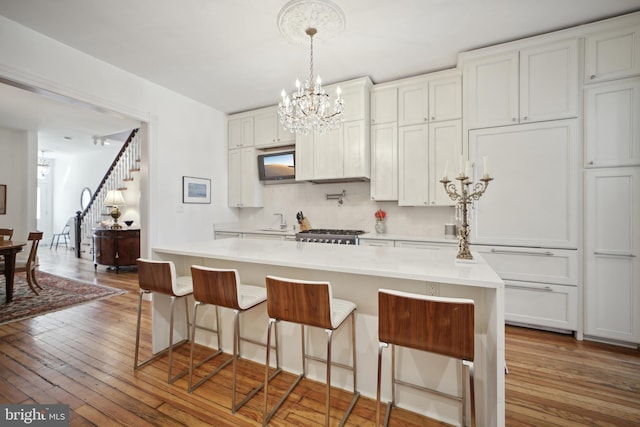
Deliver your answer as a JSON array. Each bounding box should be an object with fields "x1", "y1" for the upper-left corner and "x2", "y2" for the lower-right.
[
  {"x1": 376, "y1": 289, "x2": 476, "y2": 427},
  {"x1": 263, "y1": 275, "x2": 360, "y2": 427},
  {"x1": 134, "y1": 258, "x2": 193, "y2": 384},
  {"x1": 188, "y1": 266, "x2": 280, "y2": 413}
]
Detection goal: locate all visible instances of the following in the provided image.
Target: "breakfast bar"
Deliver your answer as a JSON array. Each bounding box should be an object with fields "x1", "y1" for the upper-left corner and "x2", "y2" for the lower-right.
[{"x1": 152, "y1": 238, "x2": 505, "y2": 426}]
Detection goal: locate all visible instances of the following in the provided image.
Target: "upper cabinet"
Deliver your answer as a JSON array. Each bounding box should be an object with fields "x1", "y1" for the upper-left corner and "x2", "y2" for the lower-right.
[
  {"x1": 228, "y1": 147, "x2": 263, "y2": 208},
  {"x1": 585, "y1": 25, "x2": 640, "y2": 84},
  {"x1": 228, "y1": 114, "x2": 254, "y2": 149},
  {"x1": 370, "y1": 86, "x2": 397, "y2": 125},
  {"x1": 463, "y1": 38, "x2": 579, "y2": 129},
  {"x1": 254, "y1": 106, "x2": 295, "y2": 148},
  {"x1": 398, "y1": 73, "x2": 461, "y2": 126},
  {"x1": 585, "y1": 77, "x2": 640, "y2": 167}
]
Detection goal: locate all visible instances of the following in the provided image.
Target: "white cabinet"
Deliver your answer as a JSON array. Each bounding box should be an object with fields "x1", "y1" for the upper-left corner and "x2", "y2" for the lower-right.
[
  {"x1": 584, "y1": 168, "x2": 640, "y2": 344},
  {"x1": 370, "y1": 86, "x2": 397, "y2": 125},
  {"x1": 398, "y1": 73, "x2": 461, "y2": 127},
  {"x1": 585, "y1": 25, "x2": 640, "y2": 83},
  {"x1": 469, "y1": 119, "x2": 579, "y2": 248},
  {"x1": 215, "y1": 231, "x2": 241, "y2": 239},
  {"x1": 358, "y1": 238, "x2": 394, "y2": 247},
  {"x1": 294, "y1": 77, "x2": 372, "y2": 182},
  {"x1": 463, "y1": 38, "x2": 579, "y2": 128},
  {"x1": 504, "y1": 280, "x2": 578, "y2": 331},
  {"x1": 395, "y1": 241, "x2": 454, "y2": 250},
  {"x1": 474, "y1": 245, "x2": 579, "y2": 331},
  {"x1": 253, "y1": 106, "x2": 295, "y2": 148},
  {"x1": 370, "y1": 123, "x2": 398, "y2": 201},
  {"x1": 228, "y1": 147, "x2": 263, "y2": 207},
  {"x1": 228, "y1": 115, "x2": 254, "y2": 149},
  {"x1": 398, "y1": 120, "x2": 461, "y2": 206},
  {"x1": 585, "y1": 78, "x2": 640, "y2": 167}
]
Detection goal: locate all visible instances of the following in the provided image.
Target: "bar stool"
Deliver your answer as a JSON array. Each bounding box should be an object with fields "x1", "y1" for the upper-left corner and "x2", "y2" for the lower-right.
[
  {"x1": 188, "y1": 265, "x2": 281, "y2": 413},
  {"x1": 376, "y1": 289, "x2": 476, "y2": 427},
  {"x1": 263, "y1": 275, "x2": 360, "y2": 427},
  {"x1": 134, "y1": 258, "x2": 193, "y2": 384}
]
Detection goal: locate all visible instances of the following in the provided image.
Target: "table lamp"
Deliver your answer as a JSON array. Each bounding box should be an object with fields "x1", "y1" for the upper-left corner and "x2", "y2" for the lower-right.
[{"x1": 104, "y1": 190, "x2": 126, "y2": 229}]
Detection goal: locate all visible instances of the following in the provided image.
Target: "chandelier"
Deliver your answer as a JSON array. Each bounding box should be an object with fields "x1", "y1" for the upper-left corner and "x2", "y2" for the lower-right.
[
  {"x1": 277, "y1": 0, "x2": 345, "y2": 135},
  {"x1": 37, "y1": 151, "x2": 50, "y2": 179}
]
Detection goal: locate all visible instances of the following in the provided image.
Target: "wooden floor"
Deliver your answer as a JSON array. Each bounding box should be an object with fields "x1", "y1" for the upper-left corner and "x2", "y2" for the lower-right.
[{"x1": 1, "y1": 249, "x2": 639, "y2": 426}]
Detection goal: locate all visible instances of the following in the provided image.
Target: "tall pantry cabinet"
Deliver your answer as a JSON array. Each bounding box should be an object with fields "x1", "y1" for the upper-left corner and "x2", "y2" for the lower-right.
[{"x1": 583, "y1": 22, "x2": 640, "y2": 345}]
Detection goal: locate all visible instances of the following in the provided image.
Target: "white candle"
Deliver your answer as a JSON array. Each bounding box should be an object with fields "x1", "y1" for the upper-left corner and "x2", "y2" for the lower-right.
[
  {"x1": 459, "y1": 156, "x2": 464, "y2": 177},
  {"x1": 483, "y1": 156, "x2": 489, "y2": 178},
  {"x1": 443, "y1": 160, "x2": 449, "y2": 179},
  {"x1": 465, "y1": 160, "x2": 471, "y2": 178}
]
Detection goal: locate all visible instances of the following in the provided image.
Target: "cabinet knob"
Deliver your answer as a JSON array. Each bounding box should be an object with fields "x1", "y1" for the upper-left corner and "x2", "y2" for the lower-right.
[
  {"x1": 512, "y1": 118, "x2": 517, "y2": 122},
  {"x1": 590, "y1": 75, "x2": 596, "y2": 80},
  {"x1": 588, "y1": 160, "x2": 594, "y2": 165},
  {"x1": 371, "y1": 119, "x2": 376, "y2": 123},
  {"x1": 523, "y1": 116, "x2": 528, "y2": 120},
  {"x1": 431, "y1": 116, "x2": 435, "y2": 120},
  {"x1": 424, "y1": 118, "x2": 428, "y2": 122}
]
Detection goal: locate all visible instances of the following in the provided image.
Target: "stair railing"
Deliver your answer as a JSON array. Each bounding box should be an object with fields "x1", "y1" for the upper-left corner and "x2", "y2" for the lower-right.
[{"x1": 74, "y1": 128, "x2": 140, "y2": 257}]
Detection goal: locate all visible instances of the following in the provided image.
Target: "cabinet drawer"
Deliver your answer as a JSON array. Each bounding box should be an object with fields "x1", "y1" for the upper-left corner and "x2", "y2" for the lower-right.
[
  {"x1": 359, "y1": 238, "x2": 394, "y2": 247},
  {"x1": 505, "y1": 280, "x2": 578, "y2": 331},
  {"x1": 395, "y1": 241, "x2": 455, "y2": 250},
  {"x1": 474, "y1": 246, "x2": 578, "y2": 285},
  {"x1": 215, "y1": 232, "x2": 241, "y2": 239}
]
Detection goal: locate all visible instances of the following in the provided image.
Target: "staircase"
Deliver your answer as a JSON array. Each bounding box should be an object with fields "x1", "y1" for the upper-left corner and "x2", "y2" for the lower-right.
[{"x1": 74, "y1": 128, "x2": 141, "y2": 257}]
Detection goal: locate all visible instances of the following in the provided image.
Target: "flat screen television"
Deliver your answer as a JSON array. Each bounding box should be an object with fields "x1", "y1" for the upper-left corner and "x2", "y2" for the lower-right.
[{"x1": 257, "y1": 150, "x2": 296, "y2": 182}]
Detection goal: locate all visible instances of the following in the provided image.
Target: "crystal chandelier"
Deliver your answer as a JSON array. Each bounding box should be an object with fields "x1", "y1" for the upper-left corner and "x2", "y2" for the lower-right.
[
  {"x1": 37, "y1": 151, "x2": 50, "y2": 179},
  {"x1": 277, "y1": 0, "x2": 346, "y2": 134}
]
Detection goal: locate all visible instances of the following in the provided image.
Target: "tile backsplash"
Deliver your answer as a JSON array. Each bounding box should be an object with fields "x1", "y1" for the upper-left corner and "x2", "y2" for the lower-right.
[{"x1": 237, "y1": 181, "x2": 456, "y2": 238}]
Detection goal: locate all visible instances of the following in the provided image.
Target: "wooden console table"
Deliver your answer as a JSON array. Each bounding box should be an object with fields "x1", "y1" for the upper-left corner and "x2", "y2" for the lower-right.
[{"x1": 93, "y1": 228, "x2": 140, "y2": 273}]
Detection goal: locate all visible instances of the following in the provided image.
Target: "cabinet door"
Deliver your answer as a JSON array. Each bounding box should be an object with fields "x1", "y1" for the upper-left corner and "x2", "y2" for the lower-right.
[
  {"x1": 313, "y1": 126, "x2": 343, "y2": 180},
  {"x1": 463, "y1": 51, "x2": 519, "y2": 129},
  {"x1": 585, "y1": 168, "x2": 640, "y2": 343},
  {"x1": 343, "y1": 121, "x2": 369, "y2": 179},
  {"x1": 398, "y1": 81, "x2": 429, "y2": 126},
  {"x1": 295, "y1": 133, "x2": 314, "y2": 181},
  {"x1": 505, "y1": 280, "x2": 578, "y2": 331},
  {"x1": 228, "y1": 148, "x2": 263, "y2": 207},
  {"x1": 228, "y1": 149, "x2": 242, "y2": 207},
  {"x1": 398, "y1": 124, "x2": 429, "y2": 206},
  {"x1": 429, "y1": 75, "x2": 462, "y2": 122},
  {"x1": 520, "y1": 39, "x2": 579, "y2": 122},
  {"x1": 585, "y1": 78, "x2": 640, "y2": 167},
  {"x1": 228, "y1": 116, "x2": 254, "y2": 149},
  {"x1": 239, "y1": 147, "x2": 263, "y2": 207},
  {"x1": 469, "y1": 120, "x2": 579, "y2": 248},
  {"x1": 429, "y1": 120, "x2": 461, "y2": 206},
  {"x1": 254, "y1": 108, "x2": 277, "y2": 148},
  {"x1": 371, "y1": 86, "x2": 398, "y2": 125},
  {"x1": 371, "y1": 123, "x2": 398, "y2": 201},
  {"x1": 585, "y1": 25, "x2": 640, "y2": 83}
]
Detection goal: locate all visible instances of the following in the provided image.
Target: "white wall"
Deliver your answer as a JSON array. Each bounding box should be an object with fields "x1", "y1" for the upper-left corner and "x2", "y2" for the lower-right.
[
  {"x1": 0, "y1": 127, "x2": 38, "y2": 240},
  {"x1": 0, "y1": 16, "x2": 237, "y2": 253}
]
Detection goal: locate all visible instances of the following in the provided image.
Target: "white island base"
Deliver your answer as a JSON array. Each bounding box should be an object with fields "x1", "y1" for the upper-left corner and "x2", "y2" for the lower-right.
[{"x1": 152, "y1": 238, "x2": 505, "y2": 427}]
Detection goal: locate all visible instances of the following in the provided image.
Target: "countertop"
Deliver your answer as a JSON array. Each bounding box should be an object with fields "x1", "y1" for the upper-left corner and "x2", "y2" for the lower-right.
[
  {"x1": 215, "y1": 226, "x2": 458, "y2": 244},
  {"x1": 153, "y1": 238, "x2": 503, "y2": 289}
]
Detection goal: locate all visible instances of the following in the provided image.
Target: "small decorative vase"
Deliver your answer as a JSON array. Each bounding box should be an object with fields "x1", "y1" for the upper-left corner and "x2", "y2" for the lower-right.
[{"x1": 375, "y1": 220, "x2": 386, "y2": 234}]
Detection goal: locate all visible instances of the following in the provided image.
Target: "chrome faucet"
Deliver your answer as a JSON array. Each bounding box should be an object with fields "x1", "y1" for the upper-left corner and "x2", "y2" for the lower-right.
[{"x1": 274, "y1": 213, "x2": 287, "y2": 229}]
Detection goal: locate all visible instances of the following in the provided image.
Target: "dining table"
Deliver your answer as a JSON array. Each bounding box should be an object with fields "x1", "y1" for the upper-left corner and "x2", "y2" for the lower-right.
[{"x1": 0, "y1": 240, "x2": 26, "y2": 303}]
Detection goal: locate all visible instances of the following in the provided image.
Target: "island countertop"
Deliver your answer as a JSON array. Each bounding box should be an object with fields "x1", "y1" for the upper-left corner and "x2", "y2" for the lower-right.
[{"x1": 152, "y1": 238, "x2": 503, "y2": 289}]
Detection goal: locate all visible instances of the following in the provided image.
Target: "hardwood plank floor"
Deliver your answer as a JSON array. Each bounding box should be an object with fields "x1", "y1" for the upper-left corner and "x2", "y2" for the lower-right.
[{"x1": 1, "y1": 248, "x2": 639, "y2": 426}]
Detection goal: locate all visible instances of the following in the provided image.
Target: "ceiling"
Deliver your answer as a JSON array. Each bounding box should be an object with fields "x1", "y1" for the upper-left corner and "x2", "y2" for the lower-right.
[{"x1": 1, "y1": 0, "x2": 639, "y2": 155}]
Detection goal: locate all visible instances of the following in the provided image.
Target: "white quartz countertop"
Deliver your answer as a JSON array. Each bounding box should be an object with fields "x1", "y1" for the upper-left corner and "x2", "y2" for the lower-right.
[{"x1": 153, "y1": 238, "x2": 503, "y2": 289}]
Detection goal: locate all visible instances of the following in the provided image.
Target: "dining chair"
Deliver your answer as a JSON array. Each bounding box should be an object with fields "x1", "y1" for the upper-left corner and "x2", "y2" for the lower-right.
[
  {"x1": 0, "y1": 228, "x2": 13, "y2": 263},
  {"x1": 50, "y1": 217, "x2": 73, "y2": 250},
  {"x1": 0, "y1": 231, "x2": 44, "y2": 295}
]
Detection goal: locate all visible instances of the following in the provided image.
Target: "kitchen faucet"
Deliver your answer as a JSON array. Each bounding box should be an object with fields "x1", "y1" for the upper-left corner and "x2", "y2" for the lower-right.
[{"x1": 274, "y1": 213, "x2": 287, "y2": 229}]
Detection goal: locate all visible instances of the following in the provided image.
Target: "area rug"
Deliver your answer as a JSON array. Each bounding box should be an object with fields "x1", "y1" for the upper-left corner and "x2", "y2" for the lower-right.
[{"x1": 0, "y1": 271, "x2": 125, "y2": 325}]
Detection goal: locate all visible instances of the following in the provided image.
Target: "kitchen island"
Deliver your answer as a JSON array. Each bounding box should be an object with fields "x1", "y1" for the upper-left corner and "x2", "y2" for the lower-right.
[{"x1": 152, "y1": 238, "x2": 504, "y2": 426}]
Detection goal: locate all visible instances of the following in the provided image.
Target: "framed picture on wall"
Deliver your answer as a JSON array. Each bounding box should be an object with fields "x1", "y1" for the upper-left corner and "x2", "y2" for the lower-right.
[
  {"x1": 182, "y1": 176, "x2": 211, "y2": 204},
  {"x1": 0, "y1": 184, "x2": 6, "y2": 214}
]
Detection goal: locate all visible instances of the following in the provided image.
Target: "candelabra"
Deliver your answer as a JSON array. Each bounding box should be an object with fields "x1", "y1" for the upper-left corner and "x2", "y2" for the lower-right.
[{"x1": 440, "y1": 172, "x2": 493, "y2": 261}]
